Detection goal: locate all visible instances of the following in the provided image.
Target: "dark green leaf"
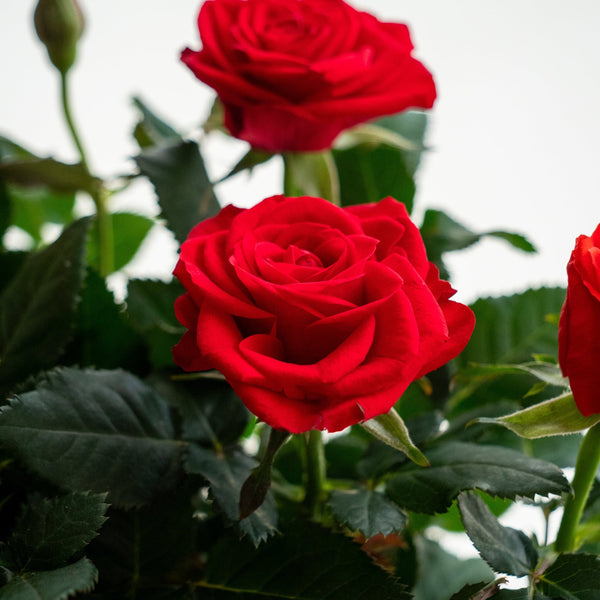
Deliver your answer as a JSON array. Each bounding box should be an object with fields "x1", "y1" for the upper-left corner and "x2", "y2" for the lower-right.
[
  {"x1": 185, "y1": 444, "x2": 277, "y2": 546},
  {"x1": 324, "y1": 433, "x2": 368, "y2": 480},
  {"x1": 0, "y1": 252, "x2": 27, "y2": 295},
  {"x1": 458, "y1": 492, "x2": 537, "y2": 577},
  {"x1": 2, "y1": 492, "x2": 108, "y2": 572},
  {"x1": 135, "y1": 140, "x2": 219, "y2": 244},
  {"x1": 87, "y1": 212, "x2": 153, "y2": 274},
  {"x1": 333, "y1": 144, "x2": 415, "y2": 212},
  {"x1": 420, "y1": 211, "x2": 536, "y2": 279},
  {"x1": 329, "y1": 488, "x2": 407, "y2": 538},
  {"x1": 457, "y1": 287, "x2": 566, "y2": 368},
  {"x1": 202, "y1": 520, "x2": 412, "y2": 599},
  {"x1": 413, "y1": 537, "x2": 494, "y2": 600},
  {"x1": 152, "y1": 376, "x2": 250, "y2": 446},
  {"x1": 63, "y1": 268, "x2": 148, "y2": 372},
  {"x1": 0, "y1": 217, "x2": 90, "y2": 397},
  {"x1": 385, "y1": 442, "x2": 570, "y2": 514},
  {"x1": 449, "y1": 579, "x2": 506, "y2": 600},
  {"x1": 538, "y1": 553, "x2": 600, "y2": 599},
  {"x1": 126, "y1": 279, "x2": 185, "y2": 369},
  {"x1": 0, "y1": 136, "x2": 35, "y2": 161},
  {"x1": 132, "y1": 96, "x2": 180, "y2": 149},
  {"x1": 0, "y1": 557, "x2": 98, "y2": 600},
  {"x1": 0, "y1": 367, "x2": 185, "y2": 507},
  {"x1": 0, "y1": 158, "x2": 99, "y2": 196},
  {"x1": 9, "y1": 186, "x2": 75, "y2": 244},
  {"x1": 217, "y1": 148, "x2": 274, "y2": 183},
  {"x1": 0, "y1": 180, "x2": 12, "y2": 242}
]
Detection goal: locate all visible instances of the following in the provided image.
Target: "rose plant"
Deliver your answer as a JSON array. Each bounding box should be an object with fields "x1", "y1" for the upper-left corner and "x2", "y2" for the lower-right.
[{"x1": 1, "y1": 1, "x2": 600, "y2": 599}]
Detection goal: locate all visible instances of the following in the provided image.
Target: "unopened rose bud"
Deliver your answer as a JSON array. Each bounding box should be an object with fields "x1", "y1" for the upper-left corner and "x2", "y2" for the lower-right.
[{"x1": 34, "y1": 0, "x2": 84, "y2": 74}]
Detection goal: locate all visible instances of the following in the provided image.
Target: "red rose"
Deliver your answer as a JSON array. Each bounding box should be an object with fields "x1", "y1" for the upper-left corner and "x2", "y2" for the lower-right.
[
  {"x1": 181, "y1": 0, "x2": 436, "y2": 152},
  {"x1": 559, "y1": 224, "x2": 600, "y2": 416},
  {"x1": 173, "y1": 196, "x2": 474, "y2": 433}
]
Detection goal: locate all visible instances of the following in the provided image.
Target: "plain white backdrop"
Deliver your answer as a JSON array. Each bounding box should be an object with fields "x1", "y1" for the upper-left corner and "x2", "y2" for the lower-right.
[{"x1": 3, "y1": 0, "x2": 600, "y2": 302}]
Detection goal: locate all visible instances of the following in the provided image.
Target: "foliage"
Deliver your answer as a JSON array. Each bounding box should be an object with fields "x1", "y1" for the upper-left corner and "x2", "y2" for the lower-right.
[{"x1": 0, "y1": 4, "x2": 598, "y2": 599}]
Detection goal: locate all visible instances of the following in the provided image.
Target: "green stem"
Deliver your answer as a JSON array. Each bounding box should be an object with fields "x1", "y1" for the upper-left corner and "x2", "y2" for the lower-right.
[
  {"x1": 304, "y1": 430, "x2": 326, "y2": 517},
  {"x1": 555, "y1": 422, "x2": 600, "y2": 552},
  {"x1": 60, "y1": 70, "x2": 113, "y2": 276}
]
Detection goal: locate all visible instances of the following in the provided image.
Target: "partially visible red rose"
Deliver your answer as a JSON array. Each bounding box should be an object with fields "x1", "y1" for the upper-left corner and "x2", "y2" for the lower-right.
[
  {"x1": 172, "y1": 195, "x2": 474, "y2": 433},
  {"x1": 181, "y1": 0, "x2": 436, "y2": 152},
  {"x1": 559, "y1": 224, "x2": 600, "y2": 416}
]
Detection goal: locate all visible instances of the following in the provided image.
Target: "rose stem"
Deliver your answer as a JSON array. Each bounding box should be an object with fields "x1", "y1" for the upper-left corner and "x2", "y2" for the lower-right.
[
  {"x1": 304, "y1": 429, "x2": 326, "y2": 517},
  {"x1": 555, "y1": 421, "x2": 600, "y2": 552},
  {"x1": 60, "y1": 70, "x2": 113, "y2": 277}
]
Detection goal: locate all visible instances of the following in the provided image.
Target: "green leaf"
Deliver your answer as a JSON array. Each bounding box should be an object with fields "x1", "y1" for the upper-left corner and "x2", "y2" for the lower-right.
[
  {"x1": 0, "y1": 180, "x2": 11, "y2": 243},
  {"x1": 135, "y1": 139, "x2": 220, "y2": 244},
  {"x1": 132, "y1": 96, "x2": 181, "y2": 149},
  {"x1": 0, "y1": 557, "x2": 98, "y2": 600},
  {"x1": 2, "y1": 492, "x2": 108, "y2": 572},
  {"x1": 87, "y1": 212, "x2": 153, "y2": 274},
  {"x1": 538, "y1": 553, "x2": 600, "y2": 599},
  {"x1": 152, "y1": 376, "x2": 250, "y2": 447},
  {"x1": 0, "y1": 252, "x2": 27, "y2": 295},
  {"x1": 472, "y1": 393, "x2": 600, "y2": 439},
  {"x1": 63, "y1": 268, "x2": 148, "y2": 372},
  {"x1": 361, "y1": 408, "x2": 429, "y2": 467},
  {"x1": 8, "y1": 186, "x2": 75, "y2": 245},
  {"x1": 420, "y1": 211, "x2": 536, "y2": 279},
  {"x1": 283, "y1": 151, "x2": 340, "y2": 205},
  {"x1": 0, "y1": 367, "x2": 185, "y2": 507},
  {"x1": 449, "y1": 579, "x2": 506, "y2": 600},
  {"x1": 456, "y1": 287, "x2": 566, "y2": 368},
  {"x1": 457, "y1": 361, "x2": 568, "y2": 389},
  {"x1": 0, "y1": 157, "x2": 99, "y2": 196},
  {"x1": 332, "y1": 144, "x2": 415, "y2": 212},
  {"x1": 0, "y1": 217, "x2": 90, "y2": 397},
  {"x1": 329, "y1": 488, "x2": 407, "y2": 538},
  {"x1": 185, "y1": 444, "x2": 277, "y2": 546},
  {"x1": 385, "y1": 441, "x2": 570, "y2": 514},
  {"x1": 202, "y1": 520, "x2": 412, "y2": 599},
  {"x1": 216, "y1": 148, "x2": 274, "y2": 183},
  {"x1": 458, "y1": 492, "x2": 537, "y2": 577},
  {"x1": 412, "y1": 537, "x2": 494, "y2": 600},
  {"x1": 125, "y1": 279, "x2": 185, "y2": 369}
]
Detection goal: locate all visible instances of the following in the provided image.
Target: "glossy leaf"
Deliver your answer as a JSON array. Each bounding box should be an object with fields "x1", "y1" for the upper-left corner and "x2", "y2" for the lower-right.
[
  {"x1": 185, "y1": 445, "x2": 277, "y2": 546},
  {"x1": 538, "y1": 553, "x2": 600, "y2": 598},
  {"x1": 0, "y1": 367, "x2": 185, "y2": 507},
  {"x1": 0, "y1": 217, "x2": 90, "y2": 396},
  {"x1": 135, "y1": 139, "x2": 219, "y2": 244},
  {"x1": 458, "y1": 492, "x2": 537, "y2": 577},
  {"x1": 329, "y1": 488, "x2": 407, "y2": 537},
  {"x1": 202, "y1": 520, "x2": 412, "y2": 599},
  {"x1": 2, "y1": 492, "x2": 108, "y2": 572},
  {"x1": 456, "y1": 287, "x2": 566, "y2": 368},
  {"x1": 0, "y1": 557, "x2": 98, "y2": 600},
  {"x1": 385, "y1": 441, "x2": 570, "y2": 514}
]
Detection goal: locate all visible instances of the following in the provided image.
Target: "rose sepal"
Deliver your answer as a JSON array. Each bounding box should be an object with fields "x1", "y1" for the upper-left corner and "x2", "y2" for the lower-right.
[
  {"x1": 239, "y1": 428, "x2": 290, "y2": 519},
  {"x1": 361, "y1": 407, "x2": 429, "y2": 467},
  {"x1": 283, "y1": 152, "x2": 340, "y2": 206},
  {"x1": 470, "y1": 392, "x2": 600, "y2": 439},
  {"x1": 334, "y1": 123, "x2": 422, "y2": 153}
]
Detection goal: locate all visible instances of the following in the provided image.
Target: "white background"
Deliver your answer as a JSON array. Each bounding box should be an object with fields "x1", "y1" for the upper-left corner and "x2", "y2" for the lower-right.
[{"x1": 3, "y1": 0, "x2": 600, "y2": 302}]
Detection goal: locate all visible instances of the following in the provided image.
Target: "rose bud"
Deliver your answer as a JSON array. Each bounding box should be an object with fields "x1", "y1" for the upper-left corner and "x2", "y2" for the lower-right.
[
  {"x1": 559, "y1": 224, "x2": 600, "y2": 416},
  {"x1": 181, "y1": 0, "x2": 436, "y2": 152},
  {"x1": 34, "y1": 0, "x2": 85, "y2": 74},
  {"x1": 172, "y1": 196, "x2": 474, "y2": 433}
]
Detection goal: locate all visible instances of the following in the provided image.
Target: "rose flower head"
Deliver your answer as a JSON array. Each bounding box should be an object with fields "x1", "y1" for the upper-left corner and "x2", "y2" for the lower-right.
[
  {"x1": 173, "y1": 196, "x2": 474, "y2": 433},
  {"x1": 181, "y1": 0, "x2": 436, "y2": 152},
  {"x1": 559, "y1": 224, "x2": 600, "y2": 416}
]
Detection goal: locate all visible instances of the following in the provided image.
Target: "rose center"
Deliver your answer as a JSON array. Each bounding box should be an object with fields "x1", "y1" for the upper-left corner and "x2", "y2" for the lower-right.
[{"x1": 296, "y1": 254, "x2": 322, "y2": 268}]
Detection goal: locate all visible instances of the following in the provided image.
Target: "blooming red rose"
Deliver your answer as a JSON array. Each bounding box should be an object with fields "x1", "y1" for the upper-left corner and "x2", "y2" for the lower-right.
[
  {"x1": 172, "y1": 195, "x2": 474, "y2": 433},
  {"x1": 181, "y1": 0, "x2": 436, "y2": 152},
  {"x1": 559, "y1": 224, "x2": 600, "y2": 416}
]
